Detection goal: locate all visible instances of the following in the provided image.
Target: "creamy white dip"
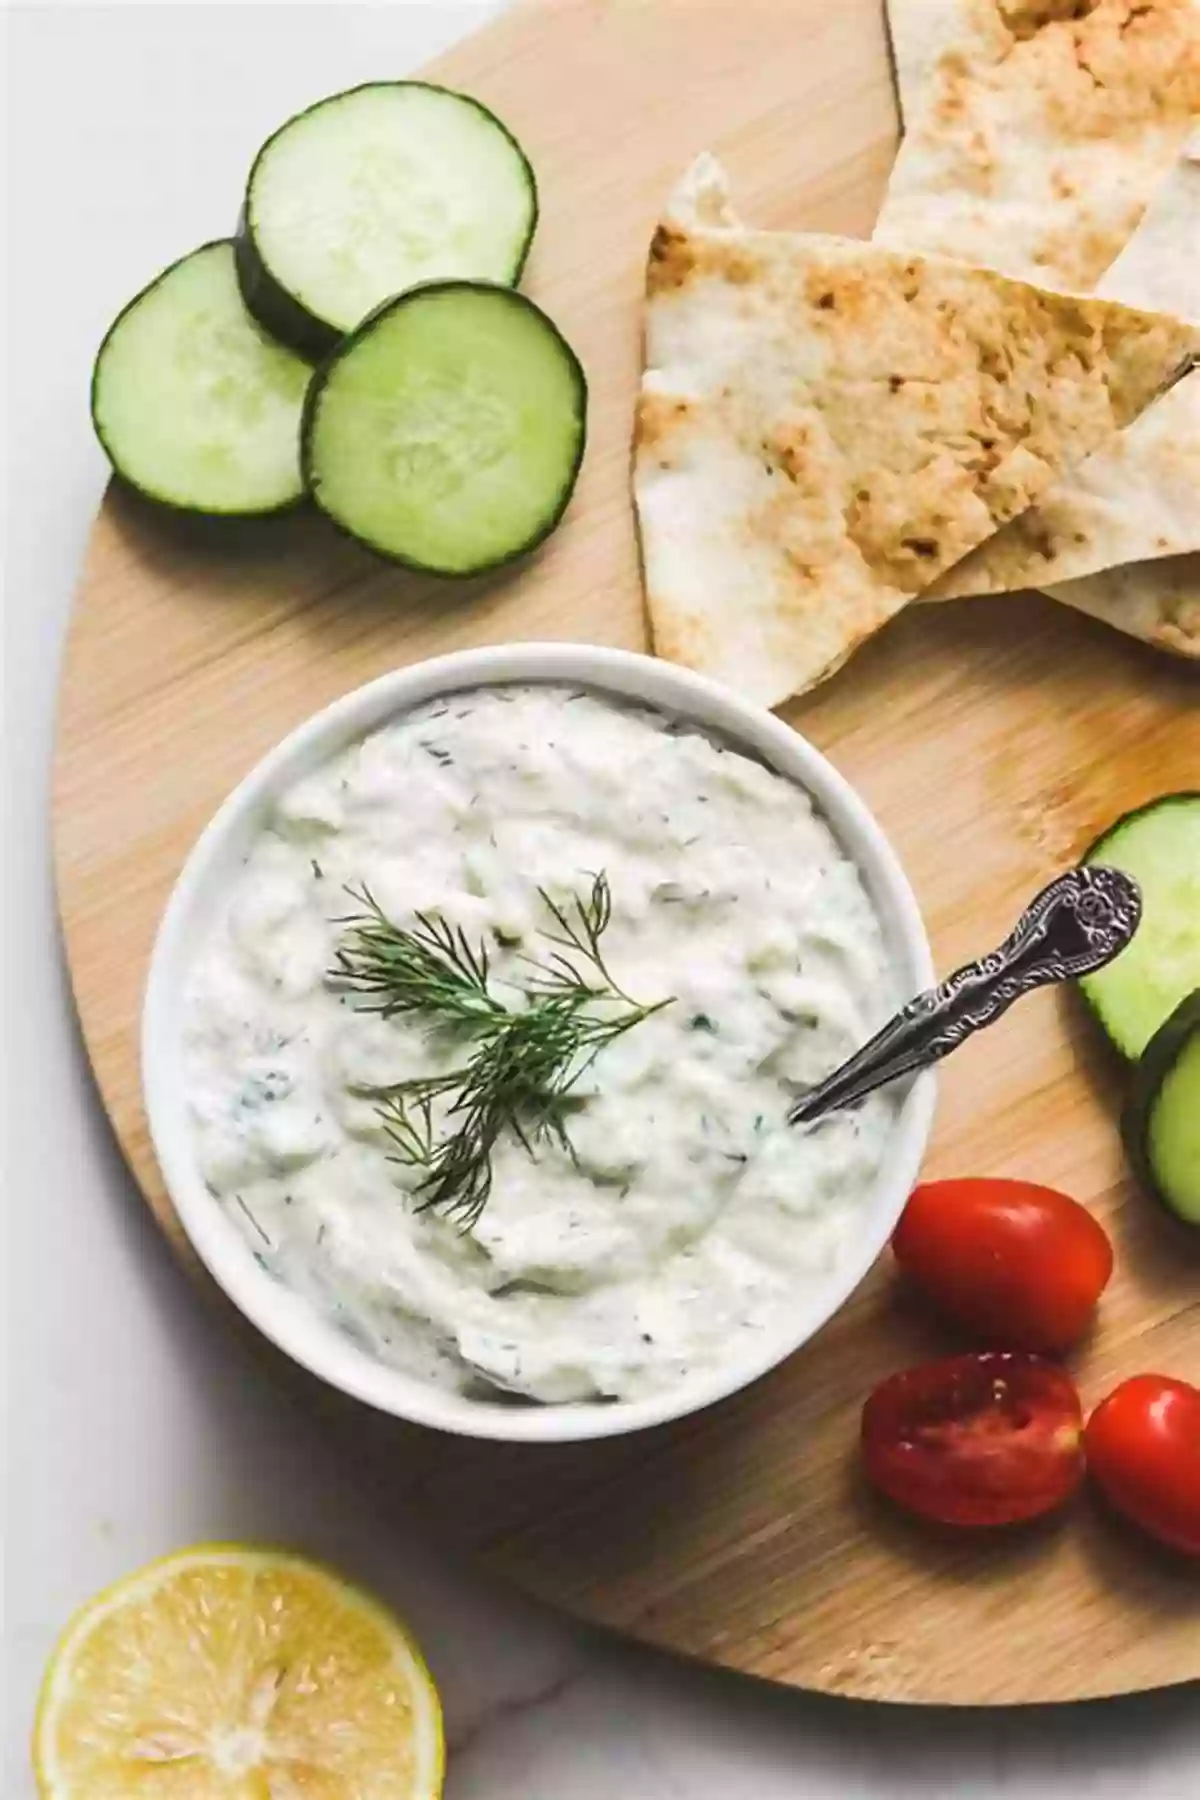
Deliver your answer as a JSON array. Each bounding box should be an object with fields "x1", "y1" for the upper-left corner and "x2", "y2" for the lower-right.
[{"x1": 183, "y1": 685, "x2": 898, "y2": 1403}]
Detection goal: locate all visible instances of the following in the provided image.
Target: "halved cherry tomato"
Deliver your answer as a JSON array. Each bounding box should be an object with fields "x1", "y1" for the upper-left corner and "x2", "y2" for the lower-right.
[
  {"x1": 1085, "y1": 1375, "x2": 1200, "y2": 1556},
  {"x1": 862, "y1": 1352, "x2": 1084, "y2": 1526},
  {"x1": 892, "y1": 1179, "x2": 1113, "y2": 1352}
]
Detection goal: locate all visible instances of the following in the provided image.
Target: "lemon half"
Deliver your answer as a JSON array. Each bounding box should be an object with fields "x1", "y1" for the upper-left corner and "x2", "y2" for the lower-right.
[{"x1": 33, "y1": 1544, "x2": 444, "y2": 1799}]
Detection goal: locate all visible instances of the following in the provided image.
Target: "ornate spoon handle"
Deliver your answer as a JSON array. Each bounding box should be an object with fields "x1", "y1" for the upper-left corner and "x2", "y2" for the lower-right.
[{"x1": 788, "y1": 866, "x2": 1141, "y2": 1127}]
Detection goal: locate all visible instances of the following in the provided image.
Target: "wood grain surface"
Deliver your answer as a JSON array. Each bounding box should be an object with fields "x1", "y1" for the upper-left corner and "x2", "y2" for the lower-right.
[{"x1": 53, "y1": 0, "x2": 1199, "y2": 1704}]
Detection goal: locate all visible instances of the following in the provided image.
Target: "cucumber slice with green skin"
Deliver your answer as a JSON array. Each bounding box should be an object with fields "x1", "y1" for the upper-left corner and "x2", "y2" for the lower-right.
[
  {"x1": 1124, "y1": 991, "x2": 1200, "y2": 1227},
  {"x1": 1079, "y1": 792, "x2": 1200, "y2": 1059},
  {"x1": 92, "y1": 241, "x2": 311, "y2": 518},
  {"x1": 237, "y1": 82, "x2": 538, "y2": 360},
  {"x1": 301, "y1": 280, "x2": 587, "y2": 576}
]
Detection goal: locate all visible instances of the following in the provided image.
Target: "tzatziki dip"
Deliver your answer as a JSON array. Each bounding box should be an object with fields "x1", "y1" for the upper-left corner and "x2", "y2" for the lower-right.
[{"x1": 182, "y1": 685, "x2": 898, "y2": 1403}]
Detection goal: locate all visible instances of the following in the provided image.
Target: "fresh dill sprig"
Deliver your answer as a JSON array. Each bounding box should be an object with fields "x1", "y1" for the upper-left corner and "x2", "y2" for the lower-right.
[
  {"x1": 519, "y1": 872, "x2": 638, "y2": 1005},
  {"x1": 331, "y1": 885, "x2": 504, "y2": 1027},
  {"x1": 330, "y1": 874, "x2": 671, "y2": 1230}
]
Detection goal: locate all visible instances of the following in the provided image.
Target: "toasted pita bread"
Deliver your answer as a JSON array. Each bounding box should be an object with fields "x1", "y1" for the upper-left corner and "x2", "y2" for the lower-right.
[
  {"x1": 876, "y1": 0, "x2": 1200, "y2": 290},
  {"x1": 1045, "y1": 551, "x2": 1200, "y2": 654},
  {"x1": 635, "y1": 158, "x2": 1197, "y2": 705},
  {"x1": 929, "y1": 149, "x2": 1200, "y2": 598},
  {"x1": 879, "y1": 4, "x2": 1200, "y2": 651},
  {"x1": 1023, "y1": 143, "x2": 1200, "y2": 650}
]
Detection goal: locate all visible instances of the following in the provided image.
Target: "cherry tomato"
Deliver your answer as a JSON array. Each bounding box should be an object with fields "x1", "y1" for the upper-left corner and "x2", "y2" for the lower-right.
[
  {"x1": 892, "y1": 1178, "x2": 1113, "y2": 1352},
  {"x1": 862, "y1": 1352, "x2": 1084, "y2": 1526},
  {"x1": 1085, "y1": 1375, "x2": 1200, "y2": 1556}
]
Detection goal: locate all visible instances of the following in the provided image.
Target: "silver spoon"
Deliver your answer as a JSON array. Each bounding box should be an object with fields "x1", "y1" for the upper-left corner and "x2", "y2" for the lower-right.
[{"x1": 788, "y1": 865, "x2": 1141, "y2": 1127}]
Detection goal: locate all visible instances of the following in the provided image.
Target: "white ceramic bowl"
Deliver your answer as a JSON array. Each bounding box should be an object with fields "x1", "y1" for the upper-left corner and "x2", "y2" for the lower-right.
[{"x1": 143, "y1": 643, "x2": 935, "y2": 1443}]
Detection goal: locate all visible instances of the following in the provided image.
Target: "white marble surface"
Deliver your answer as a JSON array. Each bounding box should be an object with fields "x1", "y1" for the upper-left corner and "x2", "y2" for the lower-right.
[{"x1": 5, "y1": 4, "x2": 1198, "y2": 1794}]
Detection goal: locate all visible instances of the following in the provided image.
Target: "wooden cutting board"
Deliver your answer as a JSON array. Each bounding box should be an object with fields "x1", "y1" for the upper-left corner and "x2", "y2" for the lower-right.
[{"x1": 53, "y1": 0, "x2": 1200, "y2": 1705}]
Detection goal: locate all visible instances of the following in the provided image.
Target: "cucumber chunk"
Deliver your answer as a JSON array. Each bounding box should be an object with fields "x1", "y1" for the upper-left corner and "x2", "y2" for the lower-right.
[
  {"x1": 91, "y1": 241, "x2": 310, "y2": 517},
  {"x1": 301, "y1": 281, "x2": 587, "y2": 575},
  {"x1": 237, "y1": 82, "x2": 538, "y2": 359},
  {"x1": 1080, "y1": 793, "x2": 1200, "y2": 1059},
  {"x1": 1124, "y1": 992, "x2": 1200, "y2": 1227}
]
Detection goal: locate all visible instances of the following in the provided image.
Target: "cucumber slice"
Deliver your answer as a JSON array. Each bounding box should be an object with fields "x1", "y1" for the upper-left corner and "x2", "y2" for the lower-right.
[
  {"x1": 1080, "y1": 793, "x2": 1200, "y2": 1059},
  {"x1": 92, "y1": 241, "x2": 310, "y2": 518},
  {"x1": 1124, "y1": 992, "x2": 1200, "y2": 1226},
  {"x1": 301, "y1": 281, "x2": 587, "y2": 575},
  {"x1": 237, "y1": 82, "x2": 538, "y2": 359}
]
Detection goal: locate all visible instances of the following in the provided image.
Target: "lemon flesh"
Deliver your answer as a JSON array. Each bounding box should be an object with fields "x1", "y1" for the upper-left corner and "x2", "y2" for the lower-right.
[{"x1": 34, "y1": 1545, "x2": 444, "y2": 1799}]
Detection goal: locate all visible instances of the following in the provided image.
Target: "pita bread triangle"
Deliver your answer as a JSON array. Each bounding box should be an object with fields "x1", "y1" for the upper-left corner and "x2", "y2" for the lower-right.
[
  {"x1": 926, "y1": 144, "x2": 1200, "y2": 606},
  {"x1": 876, "y1": 0, "x2": 1200, "y2": 291},
  {"x1": 634, "y1": 156, "x2": 1198, "y2": 705},
  {"x1": 876, "y1": 0, "x2": 1200, "y2": 651},
  {"x1": 1046, "y1": 550, "x2": 1200, "y2": 656}
]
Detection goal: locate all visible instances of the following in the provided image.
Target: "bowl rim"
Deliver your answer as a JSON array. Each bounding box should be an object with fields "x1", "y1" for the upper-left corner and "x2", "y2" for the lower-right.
[{"x1": 142, "y1": 642, "x2": 936, "y2": 1444}]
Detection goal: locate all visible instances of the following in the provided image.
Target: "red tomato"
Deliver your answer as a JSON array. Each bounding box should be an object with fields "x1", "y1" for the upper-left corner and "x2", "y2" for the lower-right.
[
  {"x1": 862, "y1": 1353, "x2": 1084, "y2": 1526},
  {"x1": 892, "y1": 1179, "x2": 1113, "y2": 1352},
  {"x1": 1085, "y1": 1375, "x2": 1200, "y2": 1556}
]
